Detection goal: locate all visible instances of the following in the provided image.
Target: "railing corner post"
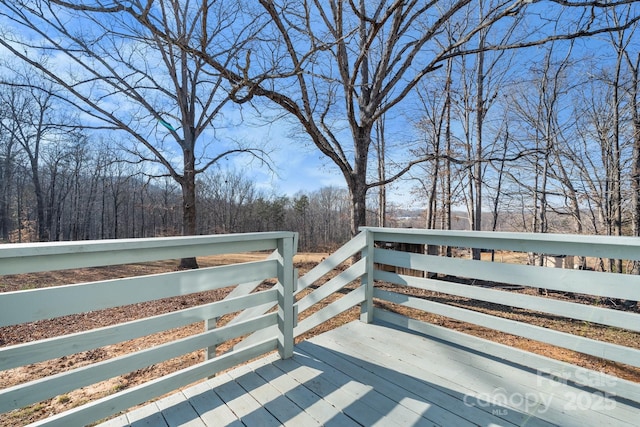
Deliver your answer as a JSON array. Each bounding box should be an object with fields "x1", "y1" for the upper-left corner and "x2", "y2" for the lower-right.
[
  {"x1": 277, "y1": 234, "x2": 295, "y2": 359},
  {"x1": 360, "y1": 229, "x2": 375, "y2": 324}
]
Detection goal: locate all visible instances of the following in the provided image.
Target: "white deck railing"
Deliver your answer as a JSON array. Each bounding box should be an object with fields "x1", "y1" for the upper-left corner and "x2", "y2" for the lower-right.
[
  {"x1": 1, "y1": 228, "x2": 640, "y2": 426},
  {"x1": 361, "y1": 228, "x2": 640, "y2": 363},
  {"x1": 292, "y1": 228, "x2": 640, "y2": 404},
  {"x1": 0, "y1": 233, "x2": 296, "y2": 427}
]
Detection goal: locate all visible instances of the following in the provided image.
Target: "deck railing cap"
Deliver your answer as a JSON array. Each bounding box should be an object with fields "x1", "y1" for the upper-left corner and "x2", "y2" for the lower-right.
[{"x1": 359, "y1": 227, "x2": 640, "y2": 245}]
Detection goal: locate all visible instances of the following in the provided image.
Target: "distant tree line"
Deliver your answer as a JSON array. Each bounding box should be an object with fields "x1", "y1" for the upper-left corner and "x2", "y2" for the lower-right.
[
  {"x1": 0, "y1": 125, "x2": 352, "y2": 250},
  {"x1": 0, "y1": 74, "x2": 354, "y2": 250}
]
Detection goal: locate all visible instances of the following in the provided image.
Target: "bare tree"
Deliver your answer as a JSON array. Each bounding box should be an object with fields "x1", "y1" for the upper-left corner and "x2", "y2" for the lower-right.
[
  {"x1": 197, "y1": 168, "x2": 260, "y2": 234},
  {"x1": 5, "y1": 0, "x2": 640, "y2": 241},
  {"x1": 605, "y1": 9, "x2": 635, "y2": 273},
  {"x1": 309, "y1": 186, "x2": 351, "y2": 249},
  {"x1": 413, "y1": 73, "x2": 450, "y2": 231},
  {"x1": 509, "y1": 42, "x2": 581, "y2": 239},
  {"x1": 571, "y1": 89, "x2": 613, "y2": 238},
  {"x1": 291, "y1": 193, "x2": 311, "y2": 249},
  {"x1": 0, "y1": 86, "x2": 20, "y2": 241},
  {"x1": 572, "y1": 67, "x2": 629, "y2": 271},
  {"x1": 0, "y1": 74, "x2": 69, "y2": 241},
  {"x1": 0, "y1": 0, "x2": 269, "y2": 267},
  {"x1": 64, "y1": 136, "x2": 100, "y2": 240},
  {"x1": 626, "y1": 31, "x2": 640, "y2": 274},
  {"x1": 373, "y1": 115, "x2": 388, "y2": 227}
]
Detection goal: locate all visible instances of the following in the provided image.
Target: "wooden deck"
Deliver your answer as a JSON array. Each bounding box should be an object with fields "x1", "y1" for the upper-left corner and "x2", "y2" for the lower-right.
[{"x1": 98, "y1": 321, "x2": 639, "y2": 427}]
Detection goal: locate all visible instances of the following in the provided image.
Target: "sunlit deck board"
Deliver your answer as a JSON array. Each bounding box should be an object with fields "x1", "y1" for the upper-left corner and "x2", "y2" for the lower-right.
[{"x1": 99, "y1": 321, "x2": 639, "y2": 427}]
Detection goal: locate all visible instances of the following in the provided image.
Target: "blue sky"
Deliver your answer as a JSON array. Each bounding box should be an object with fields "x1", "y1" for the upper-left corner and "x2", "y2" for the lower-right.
[{"x1": 210, "y1": 101, "x2": 422, "y2": 207}]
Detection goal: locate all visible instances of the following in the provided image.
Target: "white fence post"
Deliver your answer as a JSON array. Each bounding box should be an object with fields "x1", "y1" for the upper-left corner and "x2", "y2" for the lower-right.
[
  {"x1": 277, "y1": 234, "x2": 295, "y2": 359},
  {"x1": 204, "y1": 317, "x2": 218, "y2": 361},
  {"x1": 360, "y1": 229, "x2": 375, "y2": 323}
]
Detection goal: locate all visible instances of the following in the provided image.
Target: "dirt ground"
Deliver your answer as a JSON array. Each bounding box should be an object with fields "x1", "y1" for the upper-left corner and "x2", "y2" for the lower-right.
[{"x1": 1, "y1": 252, "x2": 639, "y2": 426}]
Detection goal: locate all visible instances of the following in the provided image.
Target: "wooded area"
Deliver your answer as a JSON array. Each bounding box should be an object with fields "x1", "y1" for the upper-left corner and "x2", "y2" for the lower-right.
[
  {"x1": 1, "y1": 1, "x2": 640, "y2": 262},
  {"x1": 0, "y1": 136, "x2": 352, "y2": 250}
]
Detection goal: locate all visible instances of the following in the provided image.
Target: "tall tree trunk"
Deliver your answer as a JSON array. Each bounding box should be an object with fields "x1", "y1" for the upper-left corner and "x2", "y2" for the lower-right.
[
  {"x1": 611, "y1": 40, "x2": 623, "y2": 273},
  {"x1": 178, "y1": 144, "x2": 199, "y2": 269},
  {"x1": 630, "y1": 53, "x2": 640, "y2": 275},
  {"x1": 352, "y1": 1, "x2": 372, "y2": 236},
  {"x1": 491, "y1": 127, "x2": 509, "y2": 233},
  {"x1": 31, "y1": 160, "x2": 48, "y2": 241},
  {"x1": 375, "y1": 117, "x2": 386, "y2": 227},
  {"x1": 472, "y1": 26, "x2": 487, "y2": 260},
  {"x1": 426, "y1": 155, "x2": 439, "y2": 230},
  {"x1": 0, "y1": 144, "x2": 14, "y2": 241},
  {"x1": 349, "y1": 172, "x2": 368, "y2": 238},
  {"x1": 444, "y1": 59, "x2": 453, "y2": 258}
]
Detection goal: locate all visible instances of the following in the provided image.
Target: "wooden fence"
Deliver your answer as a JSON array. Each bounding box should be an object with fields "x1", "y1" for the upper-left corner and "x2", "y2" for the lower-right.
[
  {"x1": 2, "y1": 228, "x2": 640, "y2": 425},
  {"x1": 0, "y1": 233, "x2": 296, "y2": 426}
]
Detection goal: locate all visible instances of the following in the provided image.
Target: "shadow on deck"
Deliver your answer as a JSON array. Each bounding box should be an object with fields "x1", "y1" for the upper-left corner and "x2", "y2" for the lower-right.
[{"x1": 101, "y1": 321, "x2": 639, "y2": 427}]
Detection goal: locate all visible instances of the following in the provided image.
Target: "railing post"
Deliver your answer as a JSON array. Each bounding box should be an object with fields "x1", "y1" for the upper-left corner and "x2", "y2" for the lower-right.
[
  {"x1": 277, "y1": 235, "x2": 295, "y2": 359},
  {"x1": 204, "y1": 317, "x2": 218, "y2": 362},
  {"x1": 360, "y1": 229, "x2": 375, "y2": 323}
]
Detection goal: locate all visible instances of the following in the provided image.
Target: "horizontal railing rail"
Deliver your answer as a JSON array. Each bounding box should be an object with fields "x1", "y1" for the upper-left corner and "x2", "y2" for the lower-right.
[
  {"x1": 294, "y1": 231, "x2": 368, "y2": 337},
  {"x1": 0, "y1": 232, "x2": 296, "y2": 427},
  {"x1": 0, "y1": 233, "x2": 291, "y2": 275}
]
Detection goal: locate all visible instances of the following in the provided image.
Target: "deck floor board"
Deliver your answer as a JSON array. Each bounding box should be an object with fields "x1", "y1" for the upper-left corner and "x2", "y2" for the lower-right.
[
  {"x1": 101, "y1": 321, "x2": 639, "y2": 427},
  {"x1": 252, "y1": 359, "x2": 361, "y2": 427}
]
